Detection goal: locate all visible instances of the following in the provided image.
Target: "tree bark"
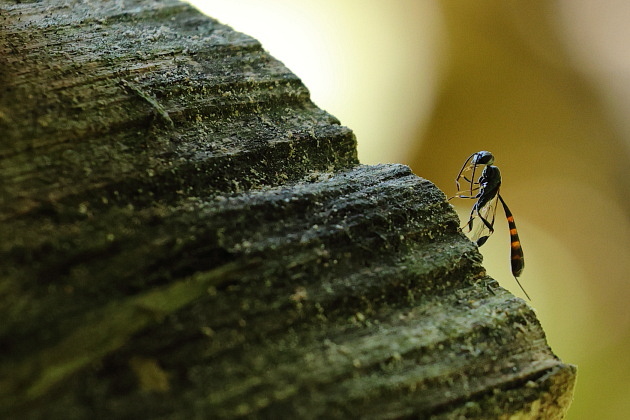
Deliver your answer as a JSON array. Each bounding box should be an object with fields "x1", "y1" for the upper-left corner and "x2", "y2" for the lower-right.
[{"x1": 0, "y1": 1, "x2": 575, "y2": 419}]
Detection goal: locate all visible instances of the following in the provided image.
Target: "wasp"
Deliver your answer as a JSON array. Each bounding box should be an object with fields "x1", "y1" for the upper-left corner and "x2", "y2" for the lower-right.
[{"x1": 450, "y1": 151, "x2": 529, "y2": 300}]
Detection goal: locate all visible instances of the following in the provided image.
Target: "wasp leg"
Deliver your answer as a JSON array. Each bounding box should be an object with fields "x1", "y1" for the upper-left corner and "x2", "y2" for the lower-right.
[
  {"x1": 458, "y1": 204, "x2": 479, "y2": 233},
  {"x1": 474, "y1": 209, "x2": 495, "y2": 246},
  {"x1": 454, "y1": 153, "x2": 477, "y2": 191},
  {"x1": 449, "y1": 185, "x2": 481, "y2": 201}
]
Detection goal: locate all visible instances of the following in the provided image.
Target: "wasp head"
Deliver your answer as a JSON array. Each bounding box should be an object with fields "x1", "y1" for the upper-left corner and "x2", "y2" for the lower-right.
[{"x1": 472, "y1": 151, "x2": 494, "y2": 166}]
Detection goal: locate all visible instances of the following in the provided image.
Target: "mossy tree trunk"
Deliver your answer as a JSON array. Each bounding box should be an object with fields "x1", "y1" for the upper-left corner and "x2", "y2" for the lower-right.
[{"x1": 0, "y1": 1, "x2": 575, "y2": 419}]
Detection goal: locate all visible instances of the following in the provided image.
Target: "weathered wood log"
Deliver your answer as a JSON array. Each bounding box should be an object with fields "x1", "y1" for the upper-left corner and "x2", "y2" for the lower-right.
[{"x1": 0, "y1": 1, "x2": 576, "y2": 418}]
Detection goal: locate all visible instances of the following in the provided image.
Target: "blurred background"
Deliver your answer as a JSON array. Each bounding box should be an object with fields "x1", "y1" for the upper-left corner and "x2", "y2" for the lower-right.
[{"x1": 189, "y1": 1, "x2": 630, "y2": 418}]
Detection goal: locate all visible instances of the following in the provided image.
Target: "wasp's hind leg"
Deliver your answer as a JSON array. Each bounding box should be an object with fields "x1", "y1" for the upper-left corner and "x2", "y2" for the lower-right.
[
  {"x1": 474, "y1": 210, "x2": 496, "y2": 246},
  {"x1": 457, "y1": 205, "x2": 478, "y2": 234}
]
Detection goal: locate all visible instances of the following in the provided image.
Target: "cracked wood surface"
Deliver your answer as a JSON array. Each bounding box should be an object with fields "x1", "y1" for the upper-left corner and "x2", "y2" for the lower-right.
[{"x1": 0, "y1": 1, "x2": 575, "y2": 418}]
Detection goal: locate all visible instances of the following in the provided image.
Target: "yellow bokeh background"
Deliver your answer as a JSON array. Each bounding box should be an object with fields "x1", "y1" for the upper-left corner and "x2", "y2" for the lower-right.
[{"x1": 190, "y1": 1, "x2": 630, "y2": 418}]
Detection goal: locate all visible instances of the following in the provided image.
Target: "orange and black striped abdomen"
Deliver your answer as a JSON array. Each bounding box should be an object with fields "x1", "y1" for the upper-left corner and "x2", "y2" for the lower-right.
[{"x1": 498, "y1": 194, "x2": 524, "y2": 277}]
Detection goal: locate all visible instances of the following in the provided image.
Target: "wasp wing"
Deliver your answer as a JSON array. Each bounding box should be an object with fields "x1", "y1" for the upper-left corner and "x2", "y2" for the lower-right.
[{"x1": 464, "y1": 192, "x2": 500, "y2": 246}]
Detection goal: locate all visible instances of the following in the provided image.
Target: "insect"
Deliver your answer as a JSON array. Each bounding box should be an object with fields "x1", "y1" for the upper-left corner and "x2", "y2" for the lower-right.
[{"x1": 450, "y1": 151, "x2": 530, "y2": 300}]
